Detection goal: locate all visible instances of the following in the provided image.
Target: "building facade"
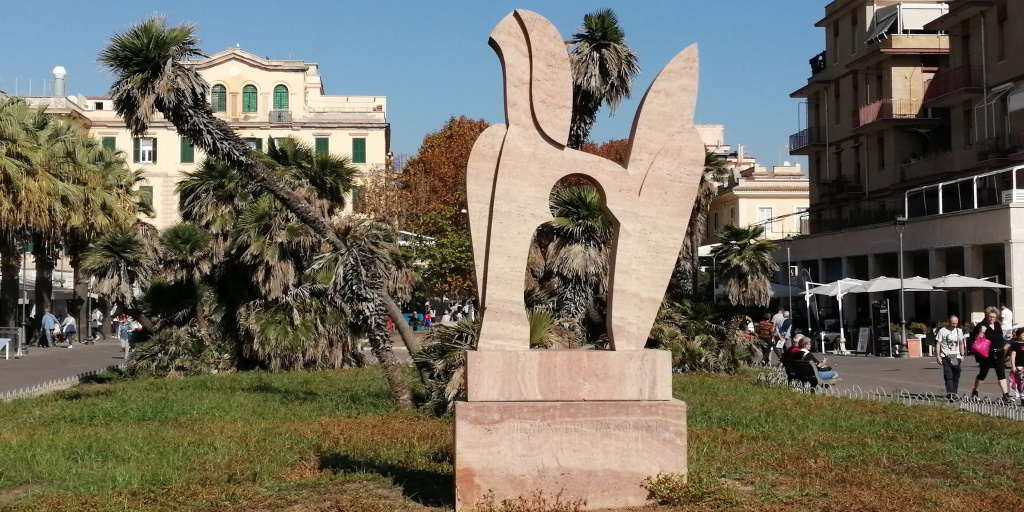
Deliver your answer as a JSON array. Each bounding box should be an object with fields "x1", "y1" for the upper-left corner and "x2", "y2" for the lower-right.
[
  {"x1": 786, "y1": 0, "x2": 1024, "y2": 325},
  {"x1": 701, "y1": 162, "x2": 810, "y2": 246},
  {"x1": 26, "y1": 48, "x2": 389, "y2": 230}
]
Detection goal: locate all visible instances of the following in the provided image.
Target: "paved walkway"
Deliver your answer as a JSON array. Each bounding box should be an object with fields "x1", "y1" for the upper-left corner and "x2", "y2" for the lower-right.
[
  {"x1": 803, "y1": 352, "x2": 1014, "y2": 401},
  {"x1": 0, "y1": 337, "x2": 126, "y2": 395}
]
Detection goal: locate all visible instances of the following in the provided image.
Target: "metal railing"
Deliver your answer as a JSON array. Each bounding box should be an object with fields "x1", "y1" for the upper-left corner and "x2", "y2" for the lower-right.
[
  {"x1": 788, "y1": 127, "x2": 824, "y2": 151},
  {"x1": 924, "y1": 65, "x2": 981, "y2": 103},
  {"x1": 904, "y1": 164, "x2": 1024, "y2": 219},
  {"x1": 269, "y1": 110, "x2": 292, "y2": 123},
  {"x1": 857, "y1": 99, "x2": 924, "y2": 127},
  {"x1": 810, "y1": 51, "x2": 827, "y2": 75},
  {"x1": 757, "y1": 369, "x2": 1024, "y2": 422}
]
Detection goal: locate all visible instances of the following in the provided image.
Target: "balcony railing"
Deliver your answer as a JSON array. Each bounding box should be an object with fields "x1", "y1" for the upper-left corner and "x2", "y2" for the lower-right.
[
  {"x1": 904, "y1": 164, "x2": 1024, "y2": 219},
  {"x1": 977, "y1": 135, "x2": 1008, "y2": 162},
  {"x1": 810, "y1": 51, "x2": 827, "y2": 75},
  {"x1": 857, "y1": 99, "x2": 923, "y2": 127},
  {"x1": 269, "y1": 110, "x2": 292, "y2": 123},
  {"x1": 924, "y1": 65, "x2": 982, "y2": 103},
  {"x1": 788, "y1": 127, "x2": 824, "y2": 151},
  {"x1": 820, "y1": 176, "x2": 865, "y2": 197}
]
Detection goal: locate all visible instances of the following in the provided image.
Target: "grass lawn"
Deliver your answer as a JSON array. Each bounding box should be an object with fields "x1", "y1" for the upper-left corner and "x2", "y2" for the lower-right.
[{"x1": 0, "y1": 369, "x2": 1022, "y2": 511}]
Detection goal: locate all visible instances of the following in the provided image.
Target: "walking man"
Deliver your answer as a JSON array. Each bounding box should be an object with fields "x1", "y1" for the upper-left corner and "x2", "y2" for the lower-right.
[
  {"x1": 1000, "y1": 304, "x2": 1014, "y2": 329},
  {"x1": 40, "y1": 308, "x2": 58, "y2": 348},
  {"x1": 90, "y1": 307, "x2": 104, "y2": 341},
  {"x1": 935, "y1": 315, "x2": 966, "y2": 400}
]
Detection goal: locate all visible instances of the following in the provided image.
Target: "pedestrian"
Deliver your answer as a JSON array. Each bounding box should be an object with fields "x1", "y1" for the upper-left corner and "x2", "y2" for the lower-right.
[
  {"x1": 969, "y1": 307, "x2": 1012, "y2": 402},
  {"x1": 39, "y1": 308, "x2": 58, "y2": 348},
  {"x1": 774, "y1": 311, "x2": 794, "y2": 359},
  {"x1": 934, "y1": 315, "x2": 966, "y2": 400},
  {"x1": 409, "y1": 312, "x2": 420, "y2": 332},
  {"x1": 797, "y1": 337, "x2": 839, "y2": 380},
  {"x1": 755, "y1": 313, "x2": 777, "y2": 365},
  {"x1": 90, "y1": 307, "x2": 104, "y2": 341},
  {"x1": 1000, "y1": 304, "x2": 1014, "y2": 329},
  {"x1": 62, "y1": 314, "x2": 78, "y2": 348},
  {"x1": 1008, "y1": 328, "x2": 1024, "y2": 402}
]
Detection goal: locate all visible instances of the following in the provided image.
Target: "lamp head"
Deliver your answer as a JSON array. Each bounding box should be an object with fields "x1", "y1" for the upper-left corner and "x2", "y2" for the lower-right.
[{"x1": 894, "y1": 215, "x2": 907, "y2": 234}]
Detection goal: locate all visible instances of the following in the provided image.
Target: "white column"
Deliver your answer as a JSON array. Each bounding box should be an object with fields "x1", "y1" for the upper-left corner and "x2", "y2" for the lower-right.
[
  {"x1": 1005, "y1": 241, "x2": 1024, "y2": 320},
  {"x1": 964, "y1": 244, "x2": 985, "y2": 323},
  {"x1": 929, "y1": 248, "x2": 948, "y2": 322}
]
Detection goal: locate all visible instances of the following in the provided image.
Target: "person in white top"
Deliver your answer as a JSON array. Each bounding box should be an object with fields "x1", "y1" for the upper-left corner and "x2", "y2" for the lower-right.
[
  {"x1": 1000, "y1": 304, "x2": 1013, "y2": 330},
  {"x1": 935, "y1": 315, "x2": 966, "y2": 399},
  {"x1": 61, "y1": 315, "x2": 78, "y2": 347},
  {"x1": 90, "y1": 308, "x2": 104, "y2": 341}
]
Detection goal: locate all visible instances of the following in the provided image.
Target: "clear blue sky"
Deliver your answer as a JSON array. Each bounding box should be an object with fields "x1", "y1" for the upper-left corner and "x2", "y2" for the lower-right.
[{"x1": 0, "y1": 0, "x2": 823, "y2": 166}]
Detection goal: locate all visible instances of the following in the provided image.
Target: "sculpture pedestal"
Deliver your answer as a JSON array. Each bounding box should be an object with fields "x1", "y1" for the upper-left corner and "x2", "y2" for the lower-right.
[{"x1": 454, "y1": 399, "x2": 687, "y2": 510}]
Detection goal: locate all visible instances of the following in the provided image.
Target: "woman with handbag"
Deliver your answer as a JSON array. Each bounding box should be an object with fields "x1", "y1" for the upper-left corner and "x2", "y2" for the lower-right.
[
  {"x1": 969, "y1": 307, "x2": 1012, "y2": 402},
  {"x1": 935, "y1": 315, "x2": 965, "y2": 400}
]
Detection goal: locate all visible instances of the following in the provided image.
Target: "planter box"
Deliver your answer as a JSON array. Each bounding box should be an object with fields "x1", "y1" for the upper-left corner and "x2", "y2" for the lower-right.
[{"x1": 906, "y1": 336, "x2": 924, "y2": 358}]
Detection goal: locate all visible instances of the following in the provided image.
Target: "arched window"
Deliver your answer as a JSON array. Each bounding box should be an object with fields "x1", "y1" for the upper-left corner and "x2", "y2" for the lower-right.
[
  {"x1": 211, "y1": 84, "x2": 227, "y2": 112},
  {"x1": 242, "y1": 85, "x2": 258, "y2": 112},
  {"x1": 273, "y1": 85, "x2": 289, "y2": 110}
]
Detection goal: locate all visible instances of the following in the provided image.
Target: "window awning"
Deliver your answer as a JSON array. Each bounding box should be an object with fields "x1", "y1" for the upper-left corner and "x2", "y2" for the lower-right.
[
  {"x1": 1008, "y1": 83, "x2": 1024, "y2": 113},
  {"x1": 865, "y1": 10, "x2": 899, "y2": 44}
]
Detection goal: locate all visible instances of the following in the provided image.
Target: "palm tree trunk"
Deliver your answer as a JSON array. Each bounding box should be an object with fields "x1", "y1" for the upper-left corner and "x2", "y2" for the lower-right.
[
  {"x1": 69, "y1": 252, "x2": 89, "y2": 339},
  {"x1": 32, "y1": 236, "x2": 56, "y2": 321},
  {"x1": 683, "y1": 176, "x2": 716, "y2": 297},
  {"x1": 0, "y1": 243, "x2": 21, "y2": 329},
  {"x1": 98, "y1": 296, "x2": 111, "y2": 338},
  {"x1": 368, "y1": 330, "x2": 414, "y2": 409}
]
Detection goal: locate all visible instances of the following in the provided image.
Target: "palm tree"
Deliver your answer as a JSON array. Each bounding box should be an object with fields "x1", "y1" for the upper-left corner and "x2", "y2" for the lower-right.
[
  {"x1": 567, "y1": 8, "x2": 640, "y2": 149},
  {"x1": 310, "y1": 218, "x2": 416, "y2": 409},
  {"x1": 159, "y1": 223, "x2": 213, "y2": 330},
  {"x1": 98, "y1": 17, "x2": 424, "y2": 398},
  {"x1": 81, "y1": 226, "x2": 157, "y2": 330},
  {"x1": 541, "y1": 185, "x2": 613, "y2": 344},
  {"x1": 710, "y1": 224, "x2": 779, "y2": 307},
  {"x1": 680, "y1": 150, "x2": 730, "y2": 296}
]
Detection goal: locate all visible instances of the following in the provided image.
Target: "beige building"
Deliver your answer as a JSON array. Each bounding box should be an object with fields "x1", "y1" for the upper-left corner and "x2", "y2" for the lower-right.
[
  {"x1": 786, "y1": 0, "x2": 1024, "y2": 324},
  {"x1": 694, "y1": 124, "x2": 810, "y2": 246},
  {"x1": 702, "y1": 162, "x2": 810, "y2": 246},
  {"x1": 25, "y1": 48, "x2": 389, "y2": 230}
]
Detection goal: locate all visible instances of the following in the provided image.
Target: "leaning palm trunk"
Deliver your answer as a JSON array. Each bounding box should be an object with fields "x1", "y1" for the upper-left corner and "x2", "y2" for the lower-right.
[
  {"x1": 680, "y1": 175, "x2": 716, "y2": 296},
  {"x1": 99, "y1": 19, "x2": 424, "y2": 402}
]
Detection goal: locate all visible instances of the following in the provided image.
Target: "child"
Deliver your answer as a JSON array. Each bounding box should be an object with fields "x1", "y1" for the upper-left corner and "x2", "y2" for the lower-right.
[{"x1": 1010, "y1": 331, "x2": 1024, "y2": 400}]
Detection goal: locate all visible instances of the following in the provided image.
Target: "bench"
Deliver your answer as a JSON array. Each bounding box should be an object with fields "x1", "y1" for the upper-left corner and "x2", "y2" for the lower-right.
[{"x1": 782, "y1": 357, "x2": 835, "y2": 390}]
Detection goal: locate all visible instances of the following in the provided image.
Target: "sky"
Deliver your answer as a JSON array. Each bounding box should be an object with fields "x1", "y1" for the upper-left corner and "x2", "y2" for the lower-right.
[{"x1": 0, "y1": 0, "x2": 823, "y2": 167}]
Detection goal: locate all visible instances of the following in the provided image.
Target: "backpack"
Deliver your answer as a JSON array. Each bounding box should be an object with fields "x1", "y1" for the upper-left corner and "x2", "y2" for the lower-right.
[{"x1": 756, "y1": 321, "x2": 775, "y2": 340}]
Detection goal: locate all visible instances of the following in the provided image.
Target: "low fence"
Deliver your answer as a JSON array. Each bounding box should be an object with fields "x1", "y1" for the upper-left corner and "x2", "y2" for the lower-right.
[
  {"x1": 757, "y1": 367, "x2": 1024, "y2": 422},
  {"x1": 0, "y1": 364, "x2": 125, "y2": 402}
]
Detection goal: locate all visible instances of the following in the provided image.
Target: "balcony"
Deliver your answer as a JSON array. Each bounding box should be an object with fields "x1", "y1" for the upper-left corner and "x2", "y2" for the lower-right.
[
  {"x1": 1010, "y1": 132, "x2": 1024, "y2": 161},
  {"x1": 809, "y1": 51, "x2": 827, "y2": 75},
  {"x1": 269, "y1": 110, "x2": 292, "y2": 123},
  {"x1": 923, "y1": 66, "x2": 983, "y2": 107},
  {"x1": 819, "y1": 176, "x2": 865, "y2": 198},
  {"x1": 977, "y1": 135, "x2": 1010, "y2": 164},
  {"x1": 788, "y1": 127, "x2": 825, "y2": 154},
  {"x1": 855, "y1": 99, "x2": 937, "y2": 132}
]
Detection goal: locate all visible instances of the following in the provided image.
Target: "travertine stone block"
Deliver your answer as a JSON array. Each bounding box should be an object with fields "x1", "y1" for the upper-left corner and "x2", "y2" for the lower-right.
[
  {"x1": 454, "y1": 400, "x2": 687, "y2": 510},
  {"x1": 465, "y1": 349, "x2": 672, "y2": 402}
]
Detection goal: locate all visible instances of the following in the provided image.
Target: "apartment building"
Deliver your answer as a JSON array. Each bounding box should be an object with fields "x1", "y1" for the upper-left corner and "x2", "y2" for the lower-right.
[
  {"x1": 25, "y1": 48, "x2": 390, "y2": 230},
  {"x1": 786, "y1": 0, "x2": 1024, "y2": 324},
  {"x1": 701, "y1": 162, "x2": 810, "y2": 246}
]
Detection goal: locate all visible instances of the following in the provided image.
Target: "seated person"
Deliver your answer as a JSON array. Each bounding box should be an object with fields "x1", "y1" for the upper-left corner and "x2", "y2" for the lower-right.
[
  {"x1": 781, "y1": 334, "x2": 806, "y2": 363},
  {"x1": 797, "y1": 338, "x2": 839, "y2": 380}
]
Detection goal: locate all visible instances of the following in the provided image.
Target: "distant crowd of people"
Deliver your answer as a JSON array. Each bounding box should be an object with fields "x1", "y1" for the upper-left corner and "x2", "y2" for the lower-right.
[
  {"x1": 35, "y1": 307, "x2": 140, "y2": 352},
  {"x1": 934, "y1": 306, "x2": 1024, "y2": 403}
]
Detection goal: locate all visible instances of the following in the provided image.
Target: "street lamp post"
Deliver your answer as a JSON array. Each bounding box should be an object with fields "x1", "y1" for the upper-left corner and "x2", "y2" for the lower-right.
[
  {"x1": 784, "y1": 235, "x2": 794, "y2": 313},
  {"x1": 894, "y1": 216, "x2": 908, "y2": 358}
]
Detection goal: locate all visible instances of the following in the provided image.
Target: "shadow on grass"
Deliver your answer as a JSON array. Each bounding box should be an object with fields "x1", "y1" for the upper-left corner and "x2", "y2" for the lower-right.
[
  {"x1": 80, "y1": 367, "x2": 129, "y2": 385},
  {"x1": 242, "y1": 381, "x2": 321, "y2": 403},
  {"x1": 317, "y1": 452, "x2": 452, "y2": 508}
]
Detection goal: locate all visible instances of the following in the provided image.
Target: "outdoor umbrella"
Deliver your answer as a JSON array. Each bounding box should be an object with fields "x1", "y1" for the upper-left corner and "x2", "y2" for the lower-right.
[
  {"x1": 848, "y1": 276, "x2": 935, "y2": 293},
  {"x1": 924, "y1": 274, "x2": 1011, "y2": 290},
  {"x1": 804, "y1": 279, "x2": 865, "y2": 350}
]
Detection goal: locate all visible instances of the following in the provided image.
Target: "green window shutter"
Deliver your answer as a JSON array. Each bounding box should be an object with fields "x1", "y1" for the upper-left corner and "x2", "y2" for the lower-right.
[
  {"x1": 133, "y1": 138, "x2": 140, "y2": 163},
  {"x1": 138, "y1": 186, "x2": 154, "y2": 211},
  {"x1": 352, "y1": 138, "x2": 366, "y2": 164},
  {"x1": 242, "y1": 85, "x2": 258, "y2": 112},
  {"x1": 151, "y1": 138, "x2": 158, "y2": 163},
  {"x1": 212, "y1": 85, "x2": 227, "y2": 112},
  {"x1": 273, "y1": 85, "x2": 289, "y2": 110},
  {"x1": 102, "y1": 137, "x2": 116, "y2": 151},
  {"x1": 254, "y1": 138, "x2": 263, "y2": 152},
  {"x1": 180, "y1": 137, "x2": 194, "y2": 163},
  {"x1": 315, "y1": 137, "x2": 329, "y2": 155}
]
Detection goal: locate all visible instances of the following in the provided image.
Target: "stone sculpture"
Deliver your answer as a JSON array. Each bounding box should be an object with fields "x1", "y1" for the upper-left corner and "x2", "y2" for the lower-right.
[{"x1": 455, "y1": 9, "x2": 703, "y2": 510}]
